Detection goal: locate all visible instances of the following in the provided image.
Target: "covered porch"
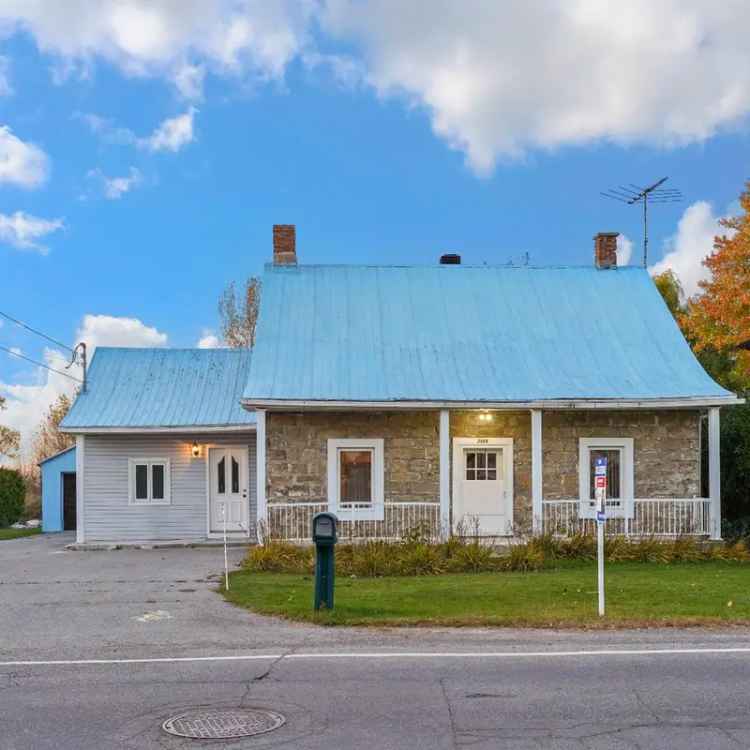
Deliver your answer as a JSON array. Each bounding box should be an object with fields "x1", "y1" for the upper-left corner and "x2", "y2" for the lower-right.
[{"x1": 256, "y1": 405, "x2": 722, "y2": 543}]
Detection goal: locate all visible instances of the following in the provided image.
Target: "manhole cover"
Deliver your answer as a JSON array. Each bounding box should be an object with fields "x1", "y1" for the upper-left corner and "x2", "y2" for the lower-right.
[{"x1": 162, "y1": 708, "x2": 286, "y2": 739}]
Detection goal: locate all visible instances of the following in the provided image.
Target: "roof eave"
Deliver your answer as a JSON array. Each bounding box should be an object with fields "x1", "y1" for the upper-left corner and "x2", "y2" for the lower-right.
[
  {"x1": 59, "y1": 424, "x2": 257, "y2": 435},
  {"x1": 241, "y1": 396, "x2": 744, "y2": 411}
]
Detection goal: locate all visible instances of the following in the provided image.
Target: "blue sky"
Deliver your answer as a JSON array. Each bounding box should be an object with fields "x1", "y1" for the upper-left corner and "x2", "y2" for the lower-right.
[{"x1": 1, "y1": 1, "x2": 749, "y2": 451}]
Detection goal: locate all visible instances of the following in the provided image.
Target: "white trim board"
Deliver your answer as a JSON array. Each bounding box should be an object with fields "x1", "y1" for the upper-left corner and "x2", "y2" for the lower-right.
[
  {"x1": 241, "y1": 397, "x2": 742, "y2": 411},
  {"x1": 327, "y1": 437, "x2": 385, "y2": 521},
  {"x1": 60, "y1": 425, "x2": 257, "y2": 435},
  {"x1": 451, "y1": 437, "x2": 514, "y2": 535}
]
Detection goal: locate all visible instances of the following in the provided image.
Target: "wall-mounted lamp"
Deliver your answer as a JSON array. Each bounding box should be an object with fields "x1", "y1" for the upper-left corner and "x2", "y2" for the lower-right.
[
  {"x1": 478, "y1": 410, "x2": 494, "y2": 423},
  {"x1": 191, "y1": 441, "x2": 201, "y2": 458}
]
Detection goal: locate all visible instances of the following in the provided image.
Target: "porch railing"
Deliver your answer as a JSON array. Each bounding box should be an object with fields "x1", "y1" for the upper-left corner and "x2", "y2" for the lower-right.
[
  {"x1": 542, "y1": 498, "x2": 711, "y2": 537},
  {"x1": 265, "y1": 501, "x2": 442, "y2": 543}
]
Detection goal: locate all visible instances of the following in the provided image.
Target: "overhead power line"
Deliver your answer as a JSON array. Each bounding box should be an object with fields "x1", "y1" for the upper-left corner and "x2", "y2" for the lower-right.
[
  {"x1": 0, "y1": 310, "x2": 75, "y2": 354},
  {"x1": 0, "y1": 344, "x2": 83, "y2": 384}
]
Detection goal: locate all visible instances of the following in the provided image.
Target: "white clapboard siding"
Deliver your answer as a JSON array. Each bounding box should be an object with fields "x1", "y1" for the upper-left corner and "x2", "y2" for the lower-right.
[{"x1": 83, "y1": 432, "x2": 257, "y2": 542}]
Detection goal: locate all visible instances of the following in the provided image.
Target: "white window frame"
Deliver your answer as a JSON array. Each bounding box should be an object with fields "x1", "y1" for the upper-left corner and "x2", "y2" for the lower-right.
[
  {"x1": 327, "y1": 438, "x2": 384, "y2": 521},
  {"x1": 128, "y1": 458, "x2": 171, "y2": 506},
  {"x1": 578, "y1": 438, "x2": 633, "y2": 519}
]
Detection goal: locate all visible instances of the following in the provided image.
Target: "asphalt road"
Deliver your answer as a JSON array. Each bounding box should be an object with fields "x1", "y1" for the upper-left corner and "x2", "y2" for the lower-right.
[{"x1": 2, "y1": 534, "x2": 750, "y2": 749}]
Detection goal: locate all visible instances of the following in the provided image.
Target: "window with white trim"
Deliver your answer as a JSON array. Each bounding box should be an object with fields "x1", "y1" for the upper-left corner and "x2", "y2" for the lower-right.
[
  {"x1": 578, "y1": 438, "x2": 633, "y2": 519},
  {"x1": 327, "y1": 438, "x2": 384, "y2": 520},
  {"x1": 128, "y1": 458, "x2": 171, "y2": 505}
]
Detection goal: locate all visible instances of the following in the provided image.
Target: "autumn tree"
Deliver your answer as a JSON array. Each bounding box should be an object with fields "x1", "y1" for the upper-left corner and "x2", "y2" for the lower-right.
[
  {"x1": 0, "y1": 396, "x2": 20, "y2": 460},
  {"x1": 682, "y1": 181, "x2": 750, "y2": 393},
  {"x1": 31, "y1": 393, "x2": 74, "y2": 466},
  {"x1": 218, "y1": 277, "x2": 261, "y2": 348}
]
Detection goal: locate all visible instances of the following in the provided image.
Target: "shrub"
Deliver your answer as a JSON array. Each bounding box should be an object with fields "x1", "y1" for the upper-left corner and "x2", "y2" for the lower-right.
[
  {"x1": 447, "y1": 541, "x2": 497, "y2": 573},
  {"x1": 0, "y1": 468, "x2": 25, "y2": 527},
  {"x1": 397, "y1": 543, "x2": 444, "y2": 576},
  {"x1": 557, "y1": 532, "x2": 596, "y2": 560},
  {"x1": 346, "y1": 542, "x2": 398, "y2": 578},
  {"x1": 503, "y1": 539, "x2": 545, "y2": 571},
  {"x1": 243, "y1": 541, "x2": 312, "y2": 573}
]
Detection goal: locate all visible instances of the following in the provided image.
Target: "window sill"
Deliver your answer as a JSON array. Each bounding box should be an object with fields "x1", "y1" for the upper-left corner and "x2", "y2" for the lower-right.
[{"x1": 128, "y1": 500, "x2": 172, "y2": 507}]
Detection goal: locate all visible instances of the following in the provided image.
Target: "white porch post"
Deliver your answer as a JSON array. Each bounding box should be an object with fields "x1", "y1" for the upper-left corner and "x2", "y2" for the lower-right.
[
  {"x1": 531, "y1": 409, "x2": 543, "y2": 535},
  {"x1": 75, "y1": 435, "x2": 85, "y2": 545},
  {"x1": 256, "y1": 409, "x2": 267, "y2": 543},
  {"x1": 439, "y1": 409, "x2": 450, "y2": 539},
  {"x1": 708, "y1": 407, "x2": 721, "y2": 540}
]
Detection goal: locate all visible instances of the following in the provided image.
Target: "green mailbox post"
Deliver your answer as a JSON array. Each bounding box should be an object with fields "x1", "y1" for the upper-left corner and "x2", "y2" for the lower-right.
[{"x1": 312, "y1": 512, "x2": 338, "y2": 611}]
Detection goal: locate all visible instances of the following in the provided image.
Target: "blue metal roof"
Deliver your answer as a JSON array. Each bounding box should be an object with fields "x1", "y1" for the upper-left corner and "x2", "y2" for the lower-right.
[
  {"x1": 243, "y1": 264, "x2": 733, "y2": 404},
  {"x1": 62, "y1": 348, "x2": 256, "y2": 429}
]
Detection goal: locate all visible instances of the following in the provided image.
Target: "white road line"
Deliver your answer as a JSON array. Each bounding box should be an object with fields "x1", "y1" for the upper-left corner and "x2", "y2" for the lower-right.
[{"x1": 2, "y1": 646, "x2": 750, "y2": 668}]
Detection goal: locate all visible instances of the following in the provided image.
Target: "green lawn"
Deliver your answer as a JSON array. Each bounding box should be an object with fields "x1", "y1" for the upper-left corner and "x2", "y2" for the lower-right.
[
  {"x1": 223, "y1": 562, "x2": 750, "y2": 627},
  {"x1": 0, "y1": 527, "x2": 41, "y2": 541}
]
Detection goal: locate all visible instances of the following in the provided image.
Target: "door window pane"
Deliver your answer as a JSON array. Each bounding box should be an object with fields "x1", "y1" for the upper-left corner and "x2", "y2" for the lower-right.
[
  {"x1": 217, "y1": 457, "x2": 226, "y2": 494},
  {"x1": 466, "y1": 449, "x2": 501, "y2": 481},
  {"x1": 152, "y1": 464, "x2": 164, "y2": 500},
  {"x1": 340, "y1": 450, "x2": 372, "y2": 504},
  {"x1": 589, "y1": 449, "x2": 621, "y2": 499},
  {"x1": 135, "y1": 464, "x2": 148, "y2": 500},
  {"x1": 231, "y1": 457, "x2": 239, "y2": 493}
]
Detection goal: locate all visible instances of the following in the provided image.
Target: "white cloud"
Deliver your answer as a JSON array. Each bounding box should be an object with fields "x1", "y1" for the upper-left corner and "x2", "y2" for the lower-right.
[
  {"x1": 174, "y1": 62, "x2": 205, "y2": 100},
  {"x1": 0, "y1": 347, "x2": 78, "y2": 461},
  {"x1": 0, "y1": 55, "x2": 12, "y2": 95},
  {"x1": 0, "y1": 125, "x2": 49, "y2": 188},
  {"x1": 321, "y1": 1, "x2": 750, "y2": 174},
  {"x1": 73, "y1": 112, "x2": 137, "y2": 145},
  {"x1": 649, "y1": 201, "x2": 728, "y2": 298},
  {"x1": 0, "y1": 314, "x2": 169, "y2": 458},
  {"x1": 75, "y1": 314, "x2": 168, "y2": 353},
  {"x1": 616, "y1": 234, "x2": 634, "y2": 266},
  {"x1": 0, "y1": 0, "x2": 314, "y2": 99},
  {"x1": 138, "y1": 108, "x2": 196, "y2": 153},
  {"x1": 196, "y1": 330, "x2": 221, "y2": 348},
  {"x1": 87, "y1": 166, "x2": 142, "y2": 199},
  {"x1": 76, "y1": 109, "x2": 196, "y2": 153},
  {"x1": 0, "y1": 211, "x2": 64, "y2": 254}
]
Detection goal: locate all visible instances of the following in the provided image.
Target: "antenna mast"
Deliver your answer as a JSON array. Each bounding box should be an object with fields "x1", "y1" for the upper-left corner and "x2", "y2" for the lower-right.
[{"x1": 601, "y1": 177, "x2": 683, "y2": 267}]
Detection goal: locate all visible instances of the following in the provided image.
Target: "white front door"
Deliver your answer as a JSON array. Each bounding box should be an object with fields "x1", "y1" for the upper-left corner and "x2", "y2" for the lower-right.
[
  {"x1": 209, "y1": 447, "x2": 249, "y2": 533},
  {"x1": 452, "y1": 438, "x2": 513, "y2": 536}
]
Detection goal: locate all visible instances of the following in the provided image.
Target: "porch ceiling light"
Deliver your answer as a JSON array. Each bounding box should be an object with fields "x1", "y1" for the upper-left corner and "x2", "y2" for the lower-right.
[
  {"x1": 191, "y1": 441, "x2": 201, "y2": 458},
  {"x1": 478, "y1": 411, "x2": 494, "y2": 422}
]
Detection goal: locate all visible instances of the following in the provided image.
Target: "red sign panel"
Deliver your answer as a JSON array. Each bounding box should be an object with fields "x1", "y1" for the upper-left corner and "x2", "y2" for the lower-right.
[{"x1": 595, "y1": 475, "x2": 607, "y2": 489}]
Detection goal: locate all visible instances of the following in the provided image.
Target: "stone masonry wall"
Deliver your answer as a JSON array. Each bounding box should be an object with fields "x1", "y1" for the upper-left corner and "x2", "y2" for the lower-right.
[
  {"x1": 266, "y1": 411, "x2": 440, "y2": 503},
  {"x1": 542, "y1": 410, "x2": 702, "y2": 499},
  {"x1": 265, "y1": 409, "x2": 702, "y2": 534}
]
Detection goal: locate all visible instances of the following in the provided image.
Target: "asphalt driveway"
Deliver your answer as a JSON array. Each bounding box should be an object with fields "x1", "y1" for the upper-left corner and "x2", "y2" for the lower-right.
[{"x1": 4, "y1": 534, "x2": 750, "y2": 749}]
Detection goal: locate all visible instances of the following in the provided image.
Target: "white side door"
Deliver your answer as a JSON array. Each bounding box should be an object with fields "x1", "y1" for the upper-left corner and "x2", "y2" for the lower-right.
[
  {"x1": 209, "y1": 447, "x2": 249, "y2": 533},
  {"x1": 452, "y1": 438, "x2": 513, "y2": 536}
]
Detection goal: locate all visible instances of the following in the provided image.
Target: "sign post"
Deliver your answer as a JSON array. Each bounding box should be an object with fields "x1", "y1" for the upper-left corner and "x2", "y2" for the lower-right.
[{"x1": 594, "y1": 456, "x2": 607, "y2": 617}]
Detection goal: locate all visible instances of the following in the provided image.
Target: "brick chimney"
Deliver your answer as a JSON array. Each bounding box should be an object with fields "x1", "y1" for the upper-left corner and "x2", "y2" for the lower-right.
[
  {"x1": 594, "y1": 232, "x2": 619, "y2": 269},
  {"x1": 273, "y1": 224, "x2": 297, "y2": 265}
]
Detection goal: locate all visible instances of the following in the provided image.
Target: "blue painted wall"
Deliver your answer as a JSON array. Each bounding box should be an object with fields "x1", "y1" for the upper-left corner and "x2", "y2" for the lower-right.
[{"x1": 40, "y1": 447, "x2": 76, "y2": 533}]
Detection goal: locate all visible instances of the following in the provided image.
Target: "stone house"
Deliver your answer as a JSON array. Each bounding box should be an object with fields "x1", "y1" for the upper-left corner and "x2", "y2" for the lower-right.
[{"x1": 61, "y1": 226, "x2": 740, "y2": 545}]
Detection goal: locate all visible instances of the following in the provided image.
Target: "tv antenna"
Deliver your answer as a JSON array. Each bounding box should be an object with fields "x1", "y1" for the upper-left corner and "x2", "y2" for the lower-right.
[{"x1": 601, "y1": 177, "x2": 682, "y2": 267}]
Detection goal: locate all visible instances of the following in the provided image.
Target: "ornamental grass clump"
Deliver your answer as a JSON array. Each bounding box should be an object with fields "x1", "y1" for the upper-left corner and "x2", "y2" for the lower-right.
[{"x1": 244, "y1": 541, "x2": 313, "y2": 573}]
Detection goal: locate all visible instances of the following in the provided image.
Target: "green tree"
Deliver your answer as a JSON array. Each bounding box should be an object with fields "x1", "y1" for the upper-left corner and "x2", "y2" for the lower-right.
[{"x1": 0, "y1": 467, "x2": 25, "y2": 527}]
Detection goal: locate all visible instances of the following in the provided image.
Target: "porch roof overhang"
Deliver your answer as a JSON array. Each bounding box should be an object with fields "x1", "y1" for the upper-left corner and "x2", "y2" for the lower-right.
[
  {"x1": 241, "y1": 395, "x2": 744, "y2": 411},
  {"x1": 60, "y1": 424, "x2": 257, "y2": 435}
]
